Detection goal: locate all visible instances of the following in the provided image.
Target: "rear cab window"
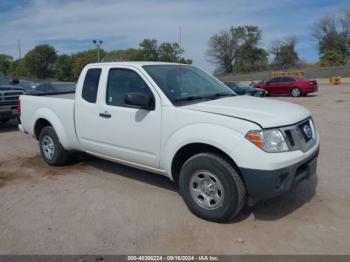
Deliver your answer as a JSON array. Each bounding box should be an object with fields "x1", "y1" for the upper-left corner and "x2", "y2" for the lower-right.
[{"x1": 82, "y1": 68, "x2": 102, "y2": 103}]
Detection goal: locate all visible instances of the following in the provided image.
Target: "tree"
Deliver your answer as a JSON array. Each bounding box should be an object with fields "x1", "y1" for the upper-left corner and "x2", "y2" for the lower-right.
[
  {"x1": 340, "y1": 8, "x2": 350, "y2": 57},
  {"x1": 312, "y1": 14, "x2": 349, "y2": 66},
  {"x1": 270, "y1": 36, "x2": 300, "y2": 69},
  {"x1": 55, "y1": 54, "x2": 74, "y2": 81},
  {"x1": 233, "y1": 26, "x2": 268, "y2": 72},
  {"x1": 24, "y1": 44, "x2": 57, "y2": 79},
  {"x1": 106, "y1": 48, "x2": 143, "y2": 61},
  {"x1": 138, "y1": 38, "x2": 192, "y2": 63},
  {"x1": 207, "y1": 25, "x2": 267, "y2": 73},
  {"x1": 320, "y1": 49, "x2": 347, "y2": 66},
  {"x1": 71, "y1": 49, "x2": 106, "y2": 79},
  {"x1": 207, "y1": 30, "x2": 237, "y2": 73},
  {"x1": 8, "y1": 58, "x2": 28, "y2": 77},
  {"x1": 139, "y1": 39, "x2": 159, "y2": 61},
  {"x1": 158, "y1": 42, "x2": 191, "y2": 63},
  {"x1": 0, "y1": 54, "x2": 13, "y2": 75}
]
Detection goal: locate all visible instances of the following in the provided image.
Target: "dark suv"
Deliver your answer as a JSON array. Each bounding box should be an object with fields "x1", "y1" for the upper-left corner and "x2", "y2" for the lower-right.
[
  {"x1": 0, "y1": 85, "x2": 25, "y2": 123},
  {"x1": 0, "y1": 74, "x2": 25, "y2": 123}
]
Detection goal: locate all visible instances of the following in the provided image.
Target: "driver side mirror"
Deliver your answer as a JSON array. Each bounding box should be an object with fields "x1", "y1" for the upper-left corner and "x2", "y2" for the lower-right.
[{"x1": 124, "y1": 93, "x2": 155, "y2": 111}]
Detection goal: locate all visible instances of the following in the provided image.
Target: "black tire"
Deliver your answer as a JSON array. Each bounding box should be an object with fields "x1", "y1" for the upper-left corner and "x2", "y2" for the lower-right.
[
  {"x1": 179, "y1": 153, "x2": 246, "y2": 222},
  {"x1": 39, "y1": 126, "x2": 68, "y2": 166},
  {"x1": 291, "y1": 87, "x2": 301, "y2": 97}
]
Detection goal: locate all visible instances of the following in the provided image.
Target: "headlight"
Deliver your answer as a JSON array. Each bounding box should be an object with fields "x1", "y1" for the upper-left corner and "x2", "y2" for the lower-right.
[{"x1": 245, "y1": 129, "x2": 289, "y2": 153}]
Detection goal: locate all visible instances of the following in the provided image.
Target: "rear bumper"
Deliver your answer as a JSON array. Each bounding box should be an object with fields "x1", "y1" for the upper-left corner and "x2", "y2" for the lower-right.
[
  {"x1": 18, "y1": 123, "x2": 26, "y2": 133},
  {"x1": 240, "y1": 145, "x2": 319, "y2": 202}
]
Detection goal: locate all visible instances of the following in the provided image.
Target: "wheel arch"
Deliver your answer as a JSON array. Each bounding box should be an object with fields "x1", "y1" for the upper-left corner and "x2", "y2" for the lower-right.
[
  {"x1": 32, "y1": 108, "x2": 71, "y2": 149},
  {"x1": 170, "y1": 142, "x2": 243, "y2": 185},
  {"x1": 34, "y1": 118, "x2": 52, "y2": 139}
]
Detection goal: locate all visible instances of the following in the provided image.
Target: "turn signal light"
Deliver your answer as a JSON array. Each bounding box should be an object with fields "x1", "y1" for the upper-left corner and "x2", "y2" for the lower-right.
[{"x1": 245, "y1": 130, "x2": 265, "y2": 149}]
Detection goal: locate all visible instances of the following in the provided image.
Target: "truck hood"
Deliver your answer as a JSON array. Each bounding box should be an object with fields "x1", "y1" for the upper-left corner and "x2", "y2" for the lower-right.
[
  {"x1": 0, "y1": 85, "x2": 24, "y2": 91},
  {"x1": 182, "y1": 96, "x2": 310, "y2": 128}
]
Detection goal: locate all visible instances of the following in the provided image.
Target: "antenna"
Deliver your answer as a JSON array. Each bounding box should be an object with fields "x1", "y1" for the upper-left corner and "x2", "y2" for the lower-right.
[
  {"x1": 179, "y1": 26, "x2": 183, "y2": 93},
  {"x1": 18, "y1": 40, "x2": 21, "y2": 59}
]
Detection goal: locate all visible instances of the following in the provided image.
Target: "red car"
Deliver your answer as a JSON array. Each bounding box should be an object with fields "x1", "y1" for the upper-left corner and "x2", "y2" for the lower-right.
[{"x1": 254, "y1": 76, "x2": 318, "y2": 97}]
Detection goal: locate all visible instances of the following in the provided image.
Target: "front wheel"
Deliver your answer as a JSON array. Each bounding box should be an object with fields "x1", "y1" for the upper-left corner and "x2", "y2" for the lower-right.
[
  {"x1": 179, "y1": 153, "x2": 246, "y2": 222},
  {"x1": 39, "y1": 126, "x2": 68, "y2": 166},
  {"x1": 291, "y1": 87, "x2": 301, "y2": 97}
]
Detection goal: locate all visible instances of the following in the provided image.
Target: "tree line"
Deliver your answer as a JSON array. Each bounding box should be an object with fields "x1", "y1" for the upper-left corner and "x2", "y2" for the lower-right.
[
  {"x1": 0, "y1": 39, "x2": 192, "y2": 81},
  {"x1": 0, "y1": 7, "x2": 349, "y2": 79},
  {"x1": 207, "y1": 8, "x2": 350, "y2": 73}
]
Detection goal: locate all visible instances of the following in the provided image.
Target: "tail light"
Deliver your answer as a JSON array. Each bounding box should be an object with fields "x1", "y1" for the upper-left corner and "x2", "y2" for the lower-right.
[{"x1": 17, "y1": 96, "x2": 21, "y2": 116}]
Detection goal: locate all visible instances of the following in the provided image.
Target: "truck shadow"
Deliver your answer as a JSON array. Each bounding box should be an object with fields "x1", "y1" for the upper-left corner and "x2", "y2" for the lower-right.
[
  {"x1": 0, "y1": 119, "x2": 19, "y2": 133},
  {"x1": 81, "y1": 154, "x2": 317, "y2": 222},
  {"x1": 82, "y1": 154, "x2": 177, "y2": 192},
  {"x1": 232, "y1": 174, "x2": 318, "y2": 223}
]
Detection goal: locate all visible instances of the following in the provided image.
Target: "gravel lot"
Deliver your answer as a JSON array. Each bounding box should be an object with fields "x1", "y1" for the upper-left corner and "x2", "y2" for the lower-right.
[{"x1": 0, "y1": 84, "x2": 349, "y2": 255}]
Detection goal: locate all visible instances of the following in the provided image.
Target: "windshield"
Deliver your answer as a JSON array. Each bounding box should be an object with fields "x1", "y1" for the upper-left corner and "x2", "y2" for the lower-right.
[{"x1": 143, "y1": 65, "x2": 235, "y2": 105}]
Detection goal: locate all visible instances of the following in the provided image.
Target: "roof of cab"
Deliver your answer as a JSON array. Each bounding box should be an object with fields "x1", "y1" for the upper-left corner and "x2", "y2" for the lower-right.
[{"x1": 87, "y1": 61, "x2": 184, "y2": 67}]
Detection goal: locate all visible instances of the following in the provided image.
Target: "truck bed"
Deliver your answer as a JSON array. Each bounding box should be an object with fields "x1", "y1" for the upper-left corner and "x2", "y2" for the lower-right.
[
  {"x1": 20, "y1": 92, "x2": 80, "y2": 150},
  {"x1": 47, "y1": 93, "x2": 75, "y2": 100}
]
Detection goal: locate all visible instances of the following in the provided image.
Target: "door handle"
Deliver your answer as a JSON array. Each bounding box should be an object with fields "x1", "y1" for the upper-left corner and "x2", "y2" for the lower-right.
[{"x1": 99, "y1": 112, "x2": 112, "y2": 118}]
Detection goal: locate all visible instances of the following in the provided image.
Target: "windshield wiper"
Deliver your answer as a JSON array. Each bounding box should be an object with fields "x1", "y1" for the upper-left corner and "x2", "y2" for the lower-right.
[
  {"x1": 174, "y1": 93, "x2": 235, "y2": 104},
  {"x1": 204, "y1": 93, "x2": 236, "y2": 99},
  {"x1": 174, "y1": 95, "x2": 208, "y2": 102}
]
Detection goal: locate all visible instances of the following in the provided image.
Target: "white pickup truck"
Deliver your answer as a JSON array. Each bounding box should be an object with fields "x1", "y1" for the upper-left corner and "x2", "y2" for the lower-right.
[{"x1": 19, "y1": 62, "x2": 319, "y2": 222}]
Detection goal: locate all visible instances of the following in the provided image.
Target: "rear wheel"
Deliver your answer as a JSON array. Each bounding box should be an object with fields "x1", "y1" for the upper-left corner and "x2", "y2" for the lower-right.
[
  {"x1": 291, "y1": 87, "x2": 301, "y2": 97},
  {"x1": 179, "y1": 153, "x2": 246, "y2": 222},
  {"x1": 39, "y1": 126, "x2": 68, "y2": 166}
]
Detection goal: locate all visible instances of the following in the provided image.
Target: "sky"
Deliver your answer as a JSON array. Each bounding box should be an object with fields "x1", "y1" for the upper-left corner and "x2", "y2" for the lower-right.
[{"x1": 0, "y1": 0, "x2": 349, "y2": 72}]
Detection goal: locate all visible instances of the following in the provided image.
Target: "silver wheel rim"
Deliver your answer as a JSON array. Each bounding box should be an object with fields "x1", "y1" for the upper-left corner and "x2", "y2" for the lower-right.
[
  {"x1": 42, "y1": 135, "x2": 55, "y2": 160},
  {"x1": 189, "y1": 170, "x2": 224, "y2": 210},
  {"x1": 292, "y1": 88, "x2": 300, "y2": 97}
]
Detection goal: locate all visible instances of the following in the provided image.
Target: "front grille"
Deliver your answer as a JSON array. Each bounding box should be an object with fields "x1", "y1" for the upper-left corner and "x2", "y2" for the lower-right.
[
  {"x1": 280, "y1": 118, "x2": 317, "y2": 152},
  {"x1": 0, "y1": 90, "x2": 24, "y2": 106},
  {"x1": 4, "y1": 96, "x2": 20, "y2": 101},
  {"x1": 0, "y1": 101, "x2": 18, "y2": 106},
  {"x1": 284, "y1": 130, "x2": 295, "y2": 146},
  {"x1": 4, "y1": 92, "x2": 23, "y2": 96}
]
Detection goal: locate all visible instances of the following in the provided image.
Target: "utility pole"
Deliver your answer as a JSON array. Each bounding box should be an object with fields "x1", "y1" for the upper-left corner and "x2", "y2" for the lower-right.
[
  {"x1": 17, "y1": 40, "x2": 21, "y2": 59},
  {"x1": 93, "y1": 40, "x2": 103, "y2": 62},
  {"x1": 179, "y1": 26, "x2": 182, "y2": 61}
]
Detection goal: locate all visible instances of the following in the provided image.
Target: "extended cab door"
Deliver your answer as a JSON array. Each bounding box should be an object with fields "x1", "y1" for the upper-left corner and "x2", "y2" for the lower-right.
[{"x1": 75, "y1": 66, "x2": 162, "y2": 169}]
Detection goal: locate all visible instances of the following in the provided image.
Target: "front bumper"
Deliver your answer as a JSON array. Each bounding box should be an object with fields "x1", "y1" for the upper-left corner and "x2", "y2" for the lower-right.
[
  {"x1": 240, "y1": 145, "x2": 319, "y2": 202},
  {"x1": 0, "y1": 109, "x2": 18, "y2": 120}
]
